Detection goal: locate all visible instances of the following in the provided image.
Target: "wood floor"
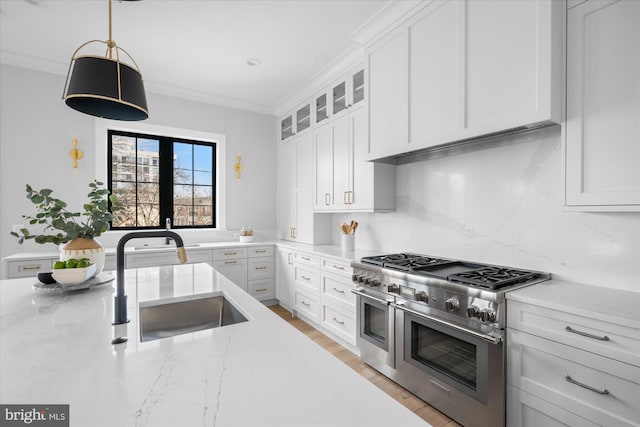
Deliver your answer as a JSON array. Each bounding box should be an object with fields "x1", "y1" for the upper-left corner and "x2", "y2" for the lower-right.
[{"x1": 268, "y1": 305, "x2": 462, "y2": 427}]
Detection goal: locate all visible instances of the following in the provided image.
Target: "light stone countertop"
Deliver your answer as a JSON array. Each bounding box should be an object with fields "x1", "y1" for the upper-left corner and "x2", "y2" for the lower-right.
[
  {"x1": 0, "y1": 263, "x2": 429, "y2": 427},
  {"x1": 506, "y1": 279, "x2": 640, "y2": 328}
]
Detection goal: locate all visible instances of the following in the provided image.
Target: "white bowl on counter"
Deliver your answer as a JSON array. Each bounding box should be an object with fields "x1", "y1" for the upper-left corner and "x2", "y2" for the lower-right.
[{"x1": 52, "y1": 264, "x2": 97, "y2": 286}]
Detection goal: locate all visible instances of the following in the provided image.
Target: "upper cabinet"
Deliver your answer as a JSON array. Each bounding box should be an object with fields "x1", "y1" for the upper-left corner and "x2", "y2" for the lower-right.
[
  {"x1": 280, "y1": 99, "x2": 313, "y2": 142},
  {"x1": 367, "y1": 0, "x2": 563, "y2": 162},
  {"x1": 565, "y1": 0, "x2": 640, "y2": 211}
]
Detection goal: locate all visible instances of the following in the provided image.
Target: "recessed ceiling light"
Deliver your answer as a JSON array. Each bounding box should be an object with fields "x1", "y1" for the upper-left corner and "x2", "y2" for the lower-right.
[{"x1": 246, "y1": 58, "x2": 261, "y2": 67}]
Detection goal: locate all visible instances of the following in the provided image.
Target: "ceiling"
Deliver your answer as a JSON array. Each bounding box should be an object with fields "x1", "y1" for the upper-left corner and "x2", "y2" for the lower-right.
[{"x1": 0, "y1": 0, "x2": 397, "y2": 115}]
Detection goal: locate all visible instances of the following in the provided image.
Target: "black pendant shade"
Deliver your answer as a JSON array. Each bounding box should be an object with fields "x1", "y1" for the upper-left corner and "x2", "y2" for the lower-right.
[{"x1": 64, "y1": 56, "x2": 148, "y2": 121}]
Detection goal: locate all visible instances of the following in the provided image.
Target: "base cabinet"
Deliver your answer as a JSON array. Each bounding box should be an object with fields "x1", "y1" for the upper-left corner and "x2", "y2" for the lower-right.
[{"x1": 276, "y1": 247, "x2": 294, "y2": 310}]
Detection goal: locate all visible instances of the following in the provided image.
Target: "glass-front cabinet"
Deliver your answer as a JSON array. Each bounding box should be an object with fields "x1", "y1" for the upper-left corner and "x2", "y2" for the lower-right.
[
  {"x1": 315, "y1": 91, "x2": 329, "y2": 125},
  {"x1": 280, "y1": 98, "x2": 312, "y2": 141},
  {"x1": 331, "y1": 64, "x2": 366, "y2": 118}
]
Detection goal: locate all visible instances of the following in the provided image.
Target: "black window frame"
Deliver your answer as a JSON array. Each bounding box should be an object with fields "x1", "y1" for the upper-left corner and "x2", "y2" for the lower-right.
[{"x1": 107, "y1": 129, "x2": 217, "y2": 230}]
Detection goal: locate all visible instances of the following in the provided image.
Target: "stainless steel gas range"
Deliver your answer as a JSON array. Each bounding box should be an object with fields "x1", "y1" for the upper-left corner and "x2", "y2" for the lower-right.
[{"x1": 351, "y1": 253, "x2": 550, "y2": 427}]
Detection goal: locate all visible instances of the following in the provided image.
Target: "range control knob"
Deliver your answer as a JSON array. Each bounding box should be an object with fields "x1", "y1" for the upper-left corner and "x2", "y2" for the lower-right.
[
  {"x1": 387, "y1": 283, "x2": 399, "y2": 294},
  {"x1": 415, "y1": 291, "x2": 429, "y2": 303},
  {"x1": 445, "y1": 297, "x2": 459, "y2": 312},
  {"x1": 466, "y1": 305, "x2": 480, "y2": 318},
  {"x1": 351, "y1": 274, "x2": 359, "y2": 282},
  {"x1": 370, "y1": 278, "x2": 381, "y2": 287},
  {"x1": 363, "y1": 277, "x2": 371, "y2": 285},
  {"x1": 479, "y1": 309, "x2": 496, "y2": 323}
]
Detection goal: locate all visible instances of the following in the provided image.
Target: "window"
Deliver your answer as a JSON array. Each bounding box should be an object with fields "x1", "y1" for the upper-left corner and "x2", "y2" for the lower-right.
[{"x1": 108, "y1": 130, "x2": 216, "y2": 229}]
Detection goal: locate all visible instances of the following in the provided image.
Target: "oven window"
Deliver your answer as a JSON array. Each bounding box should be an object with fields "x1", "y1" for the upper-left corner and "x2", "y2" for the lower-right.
[
  {"x1": 364, "y1": 303, "x2": 387, "y2": 344},
  {"x1": 411, "y1": 322, "x2": 477, "y2": 390}
]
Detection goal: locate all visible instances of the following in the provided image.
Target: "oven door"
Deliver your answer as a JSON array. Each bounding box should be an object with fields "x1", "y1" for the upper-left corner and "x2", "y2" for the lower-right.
[
  {"x1": 394, "y1": 302, "x2": 505, "y2": 427},
  {"x1": 353, "y1": 289, "x2": 395, "y2": 374}
]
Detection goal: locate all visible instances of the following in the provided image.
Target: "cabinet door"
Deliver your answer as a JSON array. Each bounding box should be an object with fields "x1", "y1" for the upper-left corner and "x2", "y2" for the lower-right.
[
  {"x1": 565, "y1": 0, "x2": 640, "y2": 208},
  {"x1": 276, "y1": 248, "x2": 294, "y2": 309},
  {"x1": 332, "y1": 114, "x2": 351, "y2": 208},
  {"x1": 278, "y1": 191, "x2": 296, "y2": 240},
  {"x1": 409, "y1": 0, "x2": 463, "y2": 147},
  {"x1": 349, "y1": 106, "x2": 374, "y2": 210},
  {"x1": 280, "y1": 114, "x2": 294, "y2": 141},
  {"x1": 368, "y1": 27, "x2": 409, "y2": 159},
  {"x1": 314, "y1": 122, "x2": 333, "y2": 210},
  {"x1": 212, "y1": 258, "x2": 247, "y2": 291},
  {"x1": 296, "y1": 133, "x2": 313, "y2": 192},
  {"x1": 464, "y1": 0, "x2": 560, "y2": 132},
  {"x1": 278, "y1": 139, "x2": 296, "y2": 193},
  {"x1": 295, "y1": 102, "x2": 312, "y2": 136}
]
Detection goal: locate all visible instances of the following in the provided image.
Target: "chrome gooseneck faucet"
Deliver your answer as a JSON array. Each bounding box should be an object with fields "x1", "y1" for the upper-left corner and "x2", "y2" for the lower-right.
[{"x1": 113, "y1": 230, "x2": 188, "y2": 326}]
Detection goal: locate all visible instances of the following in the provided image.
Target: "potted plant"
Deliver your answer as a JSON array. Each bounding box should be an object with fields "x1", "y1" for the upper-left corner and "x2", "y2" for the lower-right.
[{"x1": 11, "y1": 180, "x2": 121, "y2": 274}]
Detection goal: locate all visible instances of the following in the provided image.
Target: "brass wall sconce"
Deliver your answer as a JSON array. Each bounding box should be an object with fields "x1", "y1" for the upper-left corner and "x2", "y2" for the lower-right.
[
  {"x1": 233, "y1": 154, "x2": 242, "y2": 179},
  {"x1": 70, "y1": 136, "x2": 83, "y2": 170}
]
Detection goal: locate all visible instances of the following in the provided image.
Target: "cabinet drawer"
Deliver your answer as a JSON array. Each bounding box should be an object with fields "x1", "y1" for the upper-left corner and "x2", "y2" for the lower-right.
[
  {"x1": 248, "y1": 278, "x2": 274, "y2": 301},
  {"x1": 127, "y1": 249, "x2": 212, "y2": 268},
  {"x1": 6, "y1": 257, "x2": 57, "y2": 278},
  {"x1": 294, "y1": 265, "x2": 319, "y2": 294},
  {"x1": 212, "y1": 247, "x2": 247, "y2": 261},
  {"x1": 248, "y1": 246, "x2": 273, "y2": 258},
  {"x1": 294, "y1": 252, "x2": 320, "y2": 267},
  {"x1": 294, "y1": 288, "x2": 320, "y2": 323},
  {"x1": 322, "y1": 272, "x2": 356, "y2": 307},
  {"x1": 507, "y1": 384, "x2": 599, "y2": 427},
  {"x1": 248, "y1": 256, "x2": 273, "y2": 280},
  {"x1": 321, "y1": 257, "x2": 352, "y2": 277},
  {"x1": 508, "y1": 300, "x2": 640, "y2": 366},
  {"x1": 508, "y1": 329, "x2": 640, "y2": 427},
  {"x1": 322, "y1": 303, "x2": 356, "y2": 345}
]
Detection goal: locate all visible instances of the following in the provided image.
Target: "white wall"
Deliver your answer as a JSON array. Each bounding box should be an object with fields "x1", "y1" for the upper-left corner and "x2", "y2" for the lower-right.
[
  {"x1": 0, "y1": 64, "x2": 277, "y2": 274},
  {"x1": 333, "y1": 127, "x2": 640, "y2": 292}
]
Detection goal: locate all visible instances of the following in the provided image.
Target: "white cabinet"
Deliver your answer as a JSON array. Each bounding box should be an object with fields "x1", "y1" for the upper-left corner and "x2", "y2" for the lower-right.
[
  {"x1": 313, "y1": 99, "x2": 395, "y2": 212},
  {"x1": 565, "y1": 0, "x2": 640, "y2": 210},
  {"x1": 5, "y1": 256, "x2": 58, "y2": 279},
  {"x1": 280, "y1": 99, "x2": 312, "y2": 141},
  {"x1": 278, "y1": 132, "x2": 331, "y2": 243},
  {"x1": 247, "y1": 246, "x2": 274, "y2": 301},
  {"x1": 367, "y1": 0, "x2": 562, "y2": 161},
  {"x1": 127, "y1": 248, "x2": 212, "y2": 269},
  {"x1": 320, "y1": 256, "x2": 356, "y2": 345},
  {"x1": 275, "y1": 247, "x2": 294, "y2": 310},
  {"x1": 211, "y1": 247, "x2": 248, "y2": 291},
  {"x1": 330, "y1": 66, "x2": 367, "y2": 119},
  {"x1": 507, "y1": 297, "x2": 640, "y2": 427},
  {"x1": 368, "y1": 28, "x2": 409, "y2": 159},
  {"x1": 293, "y1": 251, "x2": 321, "y2": 323}
]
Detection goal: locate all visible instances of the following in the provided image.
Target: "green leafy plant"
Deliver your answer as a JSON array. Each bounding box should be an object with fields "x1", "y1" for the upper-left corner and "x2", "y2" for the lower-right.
[{"x1": 11, "y1": 180, "x2": 121, "y2": 245}]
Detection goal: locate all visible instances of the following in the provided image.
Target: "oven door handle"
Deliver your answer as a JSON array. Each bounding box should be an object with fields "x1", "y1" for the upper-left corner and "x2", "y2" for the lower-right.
[
  {"x1": 351, "y1": 288, "x2": 393, "y2": 305},
  {"x1": 393, "y1": 302, "x2": 503, "y2": 345}
]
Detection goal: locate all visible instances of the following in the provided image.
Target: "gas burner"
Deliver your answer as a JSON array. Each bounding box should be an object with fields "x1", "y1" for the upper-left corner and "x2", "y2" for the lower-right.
[
  {"x1": 385, "y1": 256, "x2": 453, "y2": 271},
  {"x1": 360, "y1": 253, "x2": 422, "y2": 266},
  {"x1": 448, "y1": 267, "x2": 540, "y2": 290}
]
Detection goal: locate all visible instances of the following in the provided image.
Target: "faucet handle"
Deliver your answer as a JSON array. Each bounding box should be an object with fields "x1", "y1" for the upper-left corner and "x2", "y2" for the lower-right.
[{"x1": 166, "y1": 217, "x2": 171, "y2": 229}]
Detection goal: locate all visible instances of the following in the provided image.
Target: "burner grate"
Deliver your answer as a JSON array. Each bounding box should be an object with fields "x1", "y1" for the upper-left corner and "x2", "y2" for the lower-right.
[
  {"x1": 386, "y1": 257, "x2": 454, "y2": 271},
  {"x1": 448, "y1": 267, "x2": 539, "y2": 289},
  {"x1": 360, "y1": 253, "x2": 423, "y2": 266}
]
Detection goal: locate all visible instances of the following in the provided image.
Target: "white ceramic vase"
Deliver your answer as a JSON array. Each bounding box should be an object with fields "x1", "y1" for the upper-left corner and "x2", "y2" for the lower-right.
[{"x1": 60, "y1": 238, "x2": 105, "y2": 275}]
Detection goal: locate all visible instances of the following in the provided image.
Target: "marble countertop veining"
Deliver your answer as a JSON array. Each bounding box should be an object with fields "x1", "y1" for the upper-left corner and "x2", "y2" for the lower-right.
[{"x1": 0, "y1": 263, "x2": 429, "y2": 427}]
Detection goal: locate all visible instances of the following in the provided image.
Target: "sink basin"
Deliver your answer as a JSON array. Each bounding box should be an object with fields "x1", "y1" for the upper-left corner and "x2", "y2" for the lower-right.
[
  {"x1": 133, "y1": 243, "x2": 201, "y2": 250},
  {"x1": 139, "y1": 293, "x2": 248, "y2": 342}
]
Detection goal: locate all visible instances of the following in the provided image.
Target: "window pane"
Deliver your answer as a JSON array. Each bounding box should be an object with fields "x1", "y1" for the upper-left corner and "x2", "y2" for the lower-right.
[
  {"x1": 193, "y1": 185, "x2": 212, "y2": 204},
  {"x1": 137, "y1": 204, "x2": 160, "y2": 227},
  {"x1": 137, "y1": 139, "x2": 159, "y2": 183},
  {"x1": 174, "y1": 168, "x2": 193, "y2": 184},
  {"x1": 174, "y1": 184, "x2": 193, "y2": 202},
  {"x1": 194, "y1": 206, "x2": 213, "y2": 226},
  {"x1": 174, "y1": 205, "x2": 193, "y2": 226},
  {"x1": 193, "y1": 145, "x2": 212, "y2": 172},
  {"x1": 173, "y1": 142, "x2": 193, "y2": 169},
  {"x1": 113, "y1": 205, "x2": 136, "y2": 227},
  {"x1": 194, "y1": 170, "x2": 212, "y2": 186}
]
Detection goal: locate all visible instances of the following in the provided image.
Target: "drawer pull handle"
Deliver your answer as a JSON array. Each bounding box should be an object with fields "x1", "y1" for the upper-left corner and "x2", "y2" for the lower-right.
[
  {"x1": 255, "y1": 250, "x2": 268, "y2": 253},
  {"x1": 332, "y1": 265, "x2": 345, "y2": 270},
  {"x1": 224, "y1": 261, "x2": 237, "y2": 265},
  {"x1": 255, "y1": 288, "x2": 268, "y2": 292},
  {"x1": 332, "y1": 317, "x2": 345, "y2": 325},
  {"x1": 565, "y1": 326, "x2": 609, "y2": 341},
  {"x1": 255, "y1": 266, "x2": 268, "y2": 270},
  {"x1": 565, "y1": 375, "x2": 609, "y2": 395},
  {"x1": 301, "y1": 301, "x2": 310, "y2": 307},
  {"x1": 301, "y1": 275, "x2": 310, "y2": 281},
  {"x1": 301, "y1": 256, "x2": 311, "y2": 261},
  {"x1": 224, "y1": 252, "x2": 237, "y2": 256},
  {"x1": 287, "y1": 253, "x2": 293, "y2": 264},
  {"x1": 22, "y1": 265, "x2": 42, "y2": 271},
  {"x1": 332, "y1": 287, "x2": 345, "y2": 294}
]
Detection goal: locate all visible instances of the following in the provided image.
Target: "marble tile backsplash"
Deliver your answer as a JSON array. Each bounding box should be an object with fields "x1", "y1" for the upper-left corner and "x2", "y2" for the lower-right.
[{"x1": 334, "y1": 127, "x2": 640, "y2": 292}]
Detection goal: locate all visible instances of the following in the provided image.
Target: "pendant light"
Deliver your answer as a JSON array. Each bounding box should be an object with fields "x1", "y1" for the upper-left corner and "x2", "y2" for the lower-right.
[{"x1": 62, "y1": 0, "x2": 148, "y2": 121}]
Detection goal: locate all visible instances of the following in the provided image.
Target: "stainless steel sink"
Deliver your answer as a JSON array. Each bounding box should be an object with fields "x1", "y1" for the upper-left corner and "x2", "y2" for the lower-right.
[{"x1": 139, "y1": 293, "x2": 248, "y2": 342}]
